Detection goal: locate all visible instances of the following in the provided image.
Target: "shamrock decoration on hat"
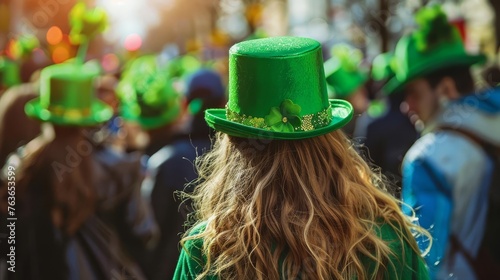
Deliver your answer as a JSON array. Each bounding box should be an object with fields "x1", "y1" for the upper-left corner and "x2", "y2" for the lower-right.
[
  {"x1": 69, "y1": 1, "x2": 108, "y2": 64},
  {"x1": 324, "y1": 44, "x2": 368, "y2": 99},
  {"x1": 69, "y1": 2, "x2": 107, "y2": 44},
  {"x1": 204, "y1": 36, "x2": 353, "y2": 140},
  {"x1": 382, "y1": 5, "x2": 486, "y2": 95}
]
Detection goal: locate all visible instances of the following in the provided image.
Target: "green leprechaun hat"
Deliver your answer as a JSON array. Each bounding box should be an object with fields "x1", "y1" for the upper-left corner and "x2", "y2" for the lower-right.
[
  {"x1": 118, "y1": 56, "x2": 181, "y2": 130},
  {"x1": 382, "y1": 5, "x2": 486, "y2": 95},
  {"x1": 25, "y1": 63, "x2": 113, "y2": 126},
  {"x1": 324, "y1": 44, "x2": 368, "y2": 98},
  {"x1": 0, "y1": 56, "x2": 21, "y2": 88},
  {"x1": 204, "y1": 36, "x2": 353, "y2": 140}
]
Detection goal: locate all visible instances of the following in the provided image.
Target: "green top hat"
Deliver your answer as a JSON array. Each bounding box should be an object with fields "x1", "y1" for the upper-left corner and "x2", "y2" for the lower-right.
[
  {"x1": 324, "y1": 44, "x2": 368, "y2": 99},
  {"x1": 0, "y1": 57, "x2": 21, "y2": 88},
  {"x1": 204, "y1": 36, "x2": 353, "y2": 140},
  {"x1": 118, "y1": 56, "x2": 181, "y2": 130},
  {"x1": 25, "y1": 63, "x2": 113, "y2": 126},
  {"x1": 383, "y1": 5, "x2": 486, "y2": 95}
]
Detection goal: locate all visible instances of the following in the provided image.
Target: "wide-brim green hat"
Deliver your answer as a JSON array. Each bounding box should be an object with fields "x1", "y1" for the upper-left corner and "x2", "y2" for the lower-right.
[
  {"x1": 382, "y1": 6, "x2": 486, "y2": 95},
  {"x1": 119, "y1": 100, "x2": 180, "y2": 130},
  {"x1": 205, "y1": 36, "x2": 353, "y2": 140},
  {"x1": 25, "y1": 63, "x2": 113, "y2": 126},
  {"x1": 324, "y1": 44, "x2": 368, "y2": 99},
  {"x1": 118, "y1": 55, "x2": 182, "y2": 130}
]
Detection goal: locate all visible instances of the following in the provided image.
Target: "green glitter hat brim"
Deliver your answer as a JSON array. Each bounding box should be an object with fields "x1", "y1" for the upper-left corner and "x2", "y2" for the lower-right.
[
  {"x1": 25, "y1": 98, "x2": 113, "y2": 126},
  {"x1": 382, "y1": 53, "x2": 486, "y2": 95},
  {"x1": 205, "y1": 99, "x2": 353, "y2": 140}
]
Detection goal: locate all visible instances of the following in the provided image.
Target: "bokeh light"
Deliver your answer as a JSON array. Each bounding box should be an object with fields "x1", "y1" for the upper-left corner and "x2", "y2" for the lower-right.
[
  {"x1": 46, "y1": 26, "x2": 63, "y2": 45},
  {"x1": 124, "y1": 34, "x2": 142, "y2": 51},
  {"x1": 52, "y1": 46, "x2": 70, "y2": 63},
  {"x1": 101, "y1": 53, "x2": 120, "y2": 72}
]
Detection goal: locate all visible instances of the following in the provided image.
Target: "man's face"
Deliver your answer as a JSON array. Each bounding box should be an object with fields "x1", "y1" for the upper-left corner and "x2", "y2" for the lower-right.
[{"x1": 404, "y1": 78, "x2": 440, "y2": 124}]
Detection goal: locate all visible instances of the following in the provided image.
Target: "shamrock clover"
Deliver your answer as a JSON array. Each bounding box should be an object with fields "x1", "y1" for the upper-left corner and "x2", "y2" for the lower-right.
[
  {"x1": 264, "y1": 99, "x2": 302, "y2": 132},
  {"x1": 69, "y1": 2, "x2": 108, "y2": 44}
]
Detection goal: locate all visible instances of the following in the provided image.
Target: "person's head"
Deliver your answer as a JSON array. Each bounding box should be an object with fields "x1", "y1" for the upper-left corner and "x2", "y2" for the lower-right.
[
  {"x1": 184, "y1": 68, "x2": 226, "y2": 135},
  {"x1": 7, "y1": 62, "x2": 113, "y2": 235},
  {"x1": 96, "y1": 74, "x2": 119, "y2": 113},
  {"x1": 404, "y1": 65, "x2": 474, "y2": 123},
  {"x1": 382, "y1": 5, "x2": 485, "y2": 122},
  {"x1": 188, "y1": 131, "x2": 423, "y2": 279},
  {"x1": 182, "y1": 36, "x2": 426, "y2": 279}
]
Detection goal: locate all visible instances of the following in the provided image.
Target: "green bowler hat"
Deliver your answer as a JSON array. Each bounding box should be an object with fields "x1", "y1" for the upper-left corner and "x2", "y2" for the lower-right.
[
  {"x1": 204, "y1": 36, "x2": 353, "y2": 140},
  {"x1": 383, "y1": 5, "x2": 486, "y2": 95},
  {"x1": 25, "y1": 63, "x2": 113, "y2": 126},
  {"x1": 118, "y1": 56, "x2": 181, "y2": 130},
  {"x1": 324, "y1": 44, "x2": 368, "y2": 99}
]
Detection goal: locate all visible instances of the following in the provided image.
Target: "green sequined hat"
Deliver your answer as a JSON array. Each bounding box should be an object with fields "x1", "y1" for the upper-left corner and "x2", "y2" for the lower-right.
[
  {"x1": 324, "y1": 44, "x2": 368, "y2": 98},
  {"x1": 25, "y1": 63, "x2": 113, "y2": 126},
  {"x1": 204, "y1": 36, "x2": 353, "y2": 140},
  {"x1": 382, "y1": 5, "x2": 486, "y2": 95},
  {"x1": 118, "y1": 56, "x2": 181, "y2": 130}
]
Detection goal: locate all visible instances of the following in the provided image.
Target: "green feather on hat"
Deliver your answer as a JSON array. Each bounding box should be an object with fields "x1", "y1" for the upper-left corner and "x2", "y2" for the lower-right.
[{"x1": 382, "y1": 5, "x2": 486, "y2": 95}]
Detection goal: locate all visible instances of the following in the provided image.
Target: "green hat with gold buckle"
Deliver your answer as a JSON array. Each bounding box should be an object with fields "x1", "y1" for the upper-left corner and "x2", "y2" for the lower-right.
[
  {"x1": 382, "y1": 5, "x2": 486, "y2": 95},
  {"x1": 204, "y1": 36, "x2": 353, "y2": 140},
  {"x1": 25, "y1": 63, "x2": 113, "y2": 126},
  {"x1": 324, "y1": 44, "x2": 368, "y2": 98}
]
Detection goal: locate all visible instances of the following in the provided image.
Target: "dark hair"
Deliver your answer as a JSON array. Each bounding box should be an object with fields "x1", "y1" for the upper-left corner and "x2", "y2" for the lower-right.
[
  {"x1": 425, "y1": 65, "x2": 475, "y2": 95},
  {"x1": 1, "y1": 126, "x2": 96, "y2": 235}
]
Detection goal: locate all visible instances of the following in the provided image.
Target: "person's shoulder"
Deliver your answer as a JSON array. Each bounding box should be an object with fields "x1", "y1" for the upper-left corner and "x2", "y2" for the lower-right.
[
  {"x1": 405, "y1": 130, "x2": 487, "y2": 174},
  {"x1": 180, "y1": 222, "x2": 208, "y2": 266},
  {"x1": 373, "y1": 220, "x2": 430, "y2": 279}
]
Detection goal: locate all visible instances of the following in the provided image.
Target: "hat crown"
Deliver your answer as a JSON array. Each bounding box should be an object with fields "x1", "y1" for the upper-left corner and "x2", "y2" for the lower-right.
[
  {"x1": 25, "y1": 63, "x2": 112, "y2": 125},
  {"x1": 227, "y1": 37, "x2": 329, "y2": 118},
  {"x1": 40, "y1": 63, "x2": 96, "y2": 113}
]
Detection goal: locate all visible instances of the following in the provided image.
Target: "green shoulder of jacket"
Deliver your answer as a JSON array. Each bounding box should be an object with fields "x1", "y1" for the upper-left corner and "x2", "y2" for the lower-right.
[{"x1": 173, "y1": 221, "x2": 429, "y2": 280}]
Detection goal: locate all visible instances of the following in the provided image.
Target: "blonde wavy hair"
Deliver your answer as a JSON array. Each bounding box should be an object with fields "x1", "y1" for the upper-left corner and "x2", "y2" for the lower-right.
[{"x1": 182, "y1": 130, "x2": 428, "y2": 279}]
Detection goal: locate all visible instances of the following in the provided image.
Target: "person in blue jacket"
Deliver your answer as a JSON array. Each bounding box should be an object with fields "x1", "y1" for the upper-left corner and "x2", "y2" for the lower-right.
[{"x1": 384, "y1": 5, "x2": 500, "y2": 279}]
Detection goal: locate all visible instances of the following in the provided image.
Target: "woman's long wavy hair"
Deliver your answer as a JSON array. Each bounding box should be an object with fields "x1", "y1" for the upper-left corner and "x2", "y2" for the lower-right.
[{"x1": 182, "y1": 130, "x2": 429, "y2": 279}]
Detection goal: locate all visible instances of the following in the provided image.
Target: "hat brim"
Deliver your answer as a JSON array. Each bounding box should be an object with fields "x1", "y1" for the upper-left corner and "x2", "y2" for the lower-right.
[
  {"x1": 383, "y1": 53, "x2": 486, "y2": 95},
  {"x1": 25, "y1": 98, "x2": 113, "y2": 126},
  {"x1": 119, "y1": 104, "x2": 180, "y2": 130},
  {"x1": 205, "y1": 99, "x2": 353, "y2": 140}
]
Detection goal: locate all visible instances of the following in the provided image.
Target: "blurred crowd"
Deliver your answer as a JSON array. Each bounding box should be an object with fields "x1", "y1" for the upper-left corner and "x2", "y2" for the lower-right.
[{"x1": 0, "y1": 1, "x2": 500, "y2": 280}]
